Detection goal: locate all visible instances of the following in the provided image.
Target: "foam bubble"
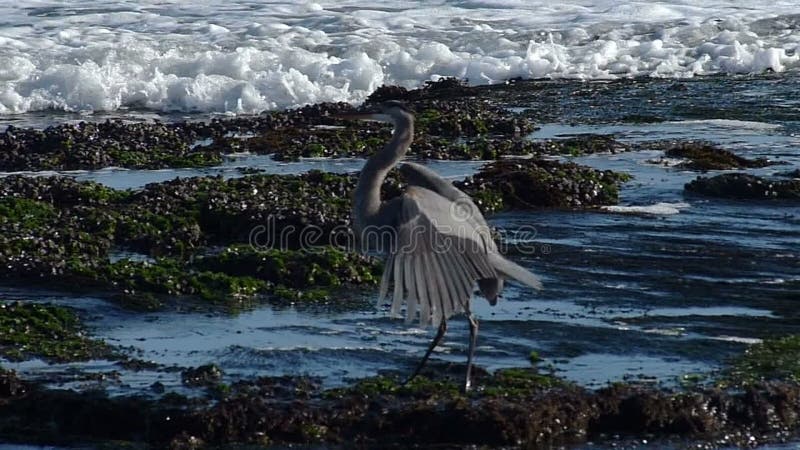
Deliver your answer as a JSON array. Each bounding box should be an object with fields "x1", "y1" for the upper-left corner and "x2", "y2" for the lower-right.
[{"x1": 602, "y1": 202, "x2": 691, "y2": 216}]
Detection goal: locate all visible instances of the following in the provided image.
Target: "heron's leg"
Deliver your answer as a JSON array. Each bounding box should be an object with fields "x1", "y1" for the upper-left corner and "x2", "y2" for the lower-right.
[
  {"x1": 404, "y1": 318, "x2": 447, "y2": 385},
  {"x1": 464, "y1": 312, "x2": 479, "y2": 392}
]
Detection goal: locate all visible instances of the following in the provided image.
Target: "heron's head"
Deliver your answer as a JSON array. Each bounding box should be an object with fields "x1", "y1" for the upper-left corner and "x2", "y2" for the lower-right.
[{"x1": 335, "y1": 100, "x2": 413, "y2": 125}]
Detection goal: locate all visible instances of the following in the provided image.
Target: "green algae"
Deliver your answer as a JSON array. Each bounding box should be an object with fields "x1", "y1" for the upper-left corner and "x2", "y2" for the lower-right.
[
  {"x1": 61, "y1": 244, "x2": 380, "y2": 308},
  {"x1": 458, "y1": 159, "x2": 633, "y2": 213},
  {"x1": 191, "y1": 245, "x2": 382, "y2": 303},
  {"x1": 0, "y1": 172, "x2": 386, "y2": 307},
  {"x1": 193, "y1": 245, "x2": 382, "y2": 289},
  {"x1": 326, "y1": 366, "x2": 562, "y2": 401},
  {"x1": 115, "y1": 208, "x2": 203, "y2": 256},
  {"x1": 103, "y1": 259, "x2": 269, "y2": 303},
  {"x1": 0, "y1": 158, "x2": 629, "y2": 308},
  {"x1": 0, "y1": 302, "x2": 114, "y2": 362},
  {"x1": 0, "y1": 198, "x2": 58, "y2": 228},
  {"x1": 481, "y1": 367, "x2": 563, "y2": 397},
  {"x1": 663, "y1": 142, "x2": 773, "y2": 170},
  {"x1": 324, "y1": 375, "x2": 462, "y2": 400},
  {"x1": 721, "y1": 335, "x2": 800, "y2": 387}
]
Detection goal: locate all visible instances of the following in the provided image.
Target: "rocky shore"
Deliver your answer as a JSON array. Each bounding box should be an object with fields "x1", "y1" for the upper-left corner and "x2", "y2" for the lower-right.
[
  {"x1": 1, "y1": 324, "x2": 799, "y2": 448},
  {"x1": 1, "y1": 78, "x2": 799, "y2": 448}
]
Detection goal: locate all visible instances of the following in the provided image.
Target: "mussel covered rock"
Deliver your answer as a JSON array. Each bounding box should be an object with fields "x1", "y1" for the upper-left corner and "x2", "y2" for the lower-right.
[
  {"x1": 3, "y1": 369, "x2": 800, "y2": 448},
  {"x1": 685, "y1": 173, "x2": 800, "y2": 200},
  {"x1": 0, "y1": 301, "x2": 114, "y2": 362},
  {"x1": 458, "y1": 159, "x2": 633, "y2": 213},
  {"x1": 650, "y1": 141, "x2": 776, "y2": 170}
]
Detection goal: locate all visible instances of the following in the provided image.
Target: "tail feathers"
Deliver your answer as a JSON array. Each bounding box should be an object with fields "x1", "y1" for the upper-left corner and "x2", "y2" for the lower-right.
[{"x1": 488, "y1": 253, "x2": 543, "y2": 291}]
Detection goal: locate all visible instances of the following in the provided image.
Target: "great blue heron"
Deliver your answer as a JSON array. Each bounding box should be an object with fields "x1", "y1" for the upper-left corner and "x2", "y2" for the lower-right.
[{"x1": 340, "y1": 100, "x2": 542, "y2": 391}]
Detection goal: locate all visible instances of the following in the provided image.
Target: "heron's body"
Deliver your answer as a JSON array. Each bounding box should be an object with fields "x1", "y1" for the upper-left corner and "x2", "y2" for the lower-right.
[{"x1": 345, "y1": 101, "x2": 542, "y2": 390}]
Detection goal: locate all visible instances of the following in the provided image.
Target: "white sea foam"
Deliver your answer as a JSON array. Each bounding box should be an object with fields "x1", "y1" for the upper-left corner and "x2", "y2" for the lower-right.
[
  {"x1": 674, "y1": 119, "x2": 783, "y2": 130},
  {"x1": 1, "y1": 1, "x2": 800, "y2": 115},
  {"x1": 602, "y1": 202, "x2": 690, "y2": 215}
]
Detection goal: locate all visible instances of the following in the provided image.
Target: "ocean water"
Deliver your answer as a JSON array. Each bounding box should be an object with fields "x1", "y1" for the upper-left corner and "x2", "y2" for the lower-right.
[{"x1": 2, "y1": 0, "x2": 800, "y2": 116}]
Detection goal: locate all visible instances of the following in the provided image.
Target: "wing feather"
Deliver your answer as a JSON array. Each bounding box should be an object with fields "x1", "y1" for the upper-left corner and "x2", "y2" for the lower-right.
[
  {"x1": 441, "y1": 251, "x2": 467, "y2": 314},
  {"x1": 411, "y1": 254, "x2": 427, "y2": 325},
  {"x1": 374, "y1": 185, "x2": 537, "y2": 327},
  {"x1": 391, "y1": 254, "x2": 404, "y2": 317},
  {"x1": 377, "y1": 256, "x2": 394, "y2": 307},
  {"x1": 428, "y1": 252, "x2": 450, "y2": 326},
  {"x1": 445, "y1": 249, "x2": 474, "y2": 309},
  {"x1": 403, "y1": 255, "x2": 418, "y2": 323},
  {"x1": 420, "y1": 252, "x2": 436, "y2": 326}
]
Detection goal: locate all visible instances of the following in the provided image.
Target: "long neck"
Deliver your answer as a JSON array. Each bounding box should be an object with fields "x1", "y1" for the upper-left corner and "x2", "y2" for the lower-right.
[{"x1": 353, "y1": 116, "x2": 413, "y2": 230}]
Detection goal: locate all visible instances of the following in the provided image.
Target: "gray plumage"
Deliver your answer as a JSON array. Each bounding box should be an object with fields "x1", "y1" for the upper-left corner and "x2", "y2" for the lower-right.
[{"x1": 342, "y1": 101, "x2": 542, "y2": 390}]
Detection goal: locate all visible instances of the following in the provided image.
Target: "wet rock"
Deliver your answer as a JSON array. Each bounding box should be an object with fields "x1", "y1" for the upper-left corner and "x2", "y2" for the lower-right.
[
  {"x1": 457, "y1": 158, "x2": 633, "y2": 213},
  {"x1": 408, "y1": 134, "x2": 627, "y2": 160},
  {"x1": 0, "y1": 175, "x2": 129, "y2": 206},
  {"x1": 721, "y1": 334, "x2": 800, "y2": 387},
  {"x1": 0, "y1": 160, "x2": 628, "y2": 307},
  {"x1": 367, "y1": 77, "x2": 469, "y2": 103},
  {"x1": 235, "y1": 167, "x2": 266, "y2": 175},
  {"x1": 182, "y1": 364, "x2": 224, "y2": 387},
  {"x1": 245, "y1": 126, "x2": 390, "y2": 161},
  {"x1": 117, "y1": 358, "x2": 162, "y2": 371},
  {"x1": 408, "y1": 99, "x2": 536, "y2": 138},
  {"x1": 245, "y1": 100, "x2": 539, "y2": 161},
  {"x1": 2, "y1": 371, "x2": 800, "y2": 448},
  {"x1": 193, "y1": 244, "x2": 382, "y2": 293},
  {"x1": 685, "y1": 173, "x2": 800, "y2": 200},
  {"x1": 0, "y1": 81, "x2": 655, "y2": 171},
  {"x1": 656, "y1": 141, "x2": 774, "y2": 171},
  {"x1": 93, "y1": 258, "x2": 269, "y2": 305},
  {"x1": 533, "y1": 134, "x2": 629, "y2": 156},
  {"x1": 777, "y1": 168, "x2": 800, "y2": 178},
  {"x1": 0, "y1": 120, "x2": 221, "y2": 171},
  {"x1": 0, "y1": 368, "x2": 26, "y2": 399},
  {"x1": 0, "y1": 103, "x2": 364, "y2": 172},
  {"x1": 367, "y1": 84, "x2": 412, "y2": 102},
  {"x1": 0, "y1": 301, "x2": 114, "y2": 363},
  {"x1": 0, "y1": 174, "x2": 387, "y2": 306}
]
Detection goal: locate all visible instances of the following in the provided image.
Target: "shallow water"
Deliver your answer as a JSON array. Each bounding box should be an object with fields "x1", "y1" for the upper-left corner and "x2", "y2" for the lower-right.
[
  {"x1": 0, "y1": 77, "x2": 799, "y2": 450},
  {"x1": 2, "y1": 78, "x2": 799, "y2": 399}
]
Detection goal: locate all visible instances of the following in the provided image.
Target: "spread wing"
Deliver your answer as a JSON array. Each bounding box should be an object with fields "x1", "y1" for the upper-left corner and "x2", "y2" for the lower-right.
[
  {"x1": 376, "y1": 186, "x2": 498, "y2": 327},
  {"x1": 399, "y1": 161, "x2": 496, "y2": 253}
]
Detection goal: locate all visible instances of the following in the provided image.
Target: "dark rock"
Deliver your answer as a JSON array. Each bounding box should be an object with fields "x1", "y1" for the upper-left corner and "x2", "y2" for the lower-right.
[
  {"x1": 0, "y1": 120, "x2": 221, "y2": 171},
  {"x1": 182, "y1": 364, "x2": 224, "y2": 387},
  {"x1": 660, "y1": 141, "x2": 775, "y2": 171},
  {"x1": 0, "y1": 301, "x2": 114, "y2": 363},
  {"x1": 777, "y1": 168, "x2": 800, "y2": 178},
  {"x1": 0, "y1": 368, "x2": 26, "y2": 399},
  {"x1": 1, "y1": 372, "x2": 800, "y2": 448},
  {"x1": 458, "y1": 158, "x2": 633, "y2": 213},
  {"x1": 685, "y1": 173, "x2": 800, "y2": 200}
]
